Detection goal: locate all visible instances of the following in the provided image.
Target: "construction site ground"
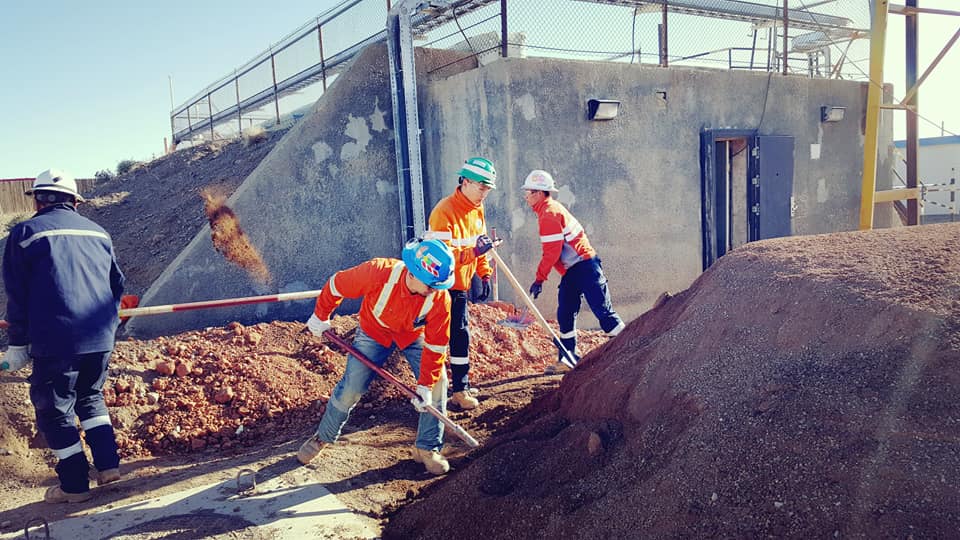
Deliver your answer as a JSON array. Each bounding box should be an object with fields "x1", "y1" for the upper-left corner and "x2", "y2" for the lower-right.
[{"x1": 1, "y1": 134, "x2": 959, "y2": 538}]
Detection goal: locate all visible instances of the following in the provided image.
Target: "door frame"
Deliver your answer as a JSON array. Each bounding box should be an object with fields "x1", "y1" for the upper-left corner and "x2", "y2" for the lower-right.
[{"x1": 700, "y1": 128, "x2": 757, "y2": 270}]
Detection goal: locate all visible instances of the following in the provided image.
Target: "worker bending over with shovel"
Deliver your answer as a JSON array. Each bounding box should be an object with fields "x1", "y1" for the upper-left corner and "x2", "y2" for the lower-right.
[
  {"x1": 1, "y1": 169, "x2": 126, "y2": 503},
  {"x1": 424, "y1": 156, "x2": 500, "y2": 410},
  {"x1": 298, "y1": 238, "x2": 456, "y2": 475},
  {"x1": 522, "y1": 170, "x2": 626, "y2": 375}
]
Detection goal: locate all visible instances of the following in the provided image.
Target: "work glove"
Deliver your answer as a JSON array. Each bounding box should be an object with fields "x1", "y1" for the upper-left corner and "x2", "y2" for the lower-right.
[
  {"x1": 306, "y1": 314, "x2": 332, "y2": 337},
  {"x1": 410, "y1": 384, "x2": 432, "y2": 412},
  {"x1": 529, "y1": 281, "x2": 543, "y2": 299},
  {"x1": 0, "y1": 345, "x2": 30, "y2": 372},
  {"x1": 119, "y1": 294, "x2": 139, "y2": 323},
  {"x1": 473, "y1": 234, "x2": 499, "y2": 257},
  {"x1": 477, "y1": 277, "x2": 492, "y2": 302}
]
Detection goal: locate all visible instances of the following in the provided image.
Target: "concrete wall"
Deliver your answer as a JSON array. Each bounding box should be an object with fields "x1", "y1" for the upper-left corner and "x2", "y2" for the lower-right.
[
  {"x1": 128, "y1": 47, "x2": 891, "y2": 336},
  {"x1": 421, "y1": 57, "x2": 891, "y2": 325},
  {"x1": 127, "y1": 44, "x2": 403, "y2": 337}
]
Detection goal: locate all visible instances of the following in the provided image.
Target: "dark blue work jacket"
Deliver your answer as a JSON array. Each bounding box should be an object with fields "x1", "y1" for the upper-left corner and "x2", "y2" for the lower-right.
[{"x1": 3, "y1": 203, "x2": 124, "y2": 356}]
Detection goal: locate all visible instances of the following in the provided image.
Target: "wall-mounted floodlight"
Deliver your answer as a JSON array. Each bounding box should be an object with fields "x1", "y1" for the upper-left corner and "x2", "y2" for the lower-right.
[
  {"x1": 821, "y1": 105, "x2": 846, "y2": 123},
  {"x1": 588, "y1": 99, "x2": 621, "y2": 121}
]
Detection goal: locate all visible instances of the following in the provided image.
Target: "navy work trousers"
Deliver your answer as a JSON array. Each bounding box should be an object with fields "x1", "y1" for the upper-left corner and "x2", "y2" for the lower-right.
[
  {"x1": 557, "y1": 257, "x2": 623, "y2": 360},
  {"x1": 29, "y1": 350, "x2": 119, "y2": 494}
]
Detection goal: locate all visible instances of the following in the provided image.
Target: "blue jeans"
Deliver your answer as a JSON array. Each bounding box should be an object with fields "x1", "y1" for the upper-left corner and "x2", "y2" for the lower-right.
[
  {"x1": 29, "y1": 351, "x2": 120, "y2": 494},
  {"x1": 314, "y1": 328, "x2": 448, "y2": 451},
  {"x1": 557, "y1": 257, "x2": 623, "y2": 359}
]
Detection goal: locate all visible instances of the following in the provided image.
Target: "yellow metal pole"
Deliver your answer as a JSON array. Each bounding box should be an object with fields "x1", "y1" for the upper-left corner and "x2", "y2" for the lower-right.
[{"x1": 859, "y1": 0, "x2": 889, "y2": 230}]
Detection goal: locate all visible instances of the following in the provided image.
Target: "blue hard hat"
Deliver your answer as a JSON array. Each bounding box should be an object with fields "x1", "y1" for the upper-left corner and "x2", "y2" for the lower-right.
[{"x1": 402, "y1": 238, "x2": 455, "y2": 290}]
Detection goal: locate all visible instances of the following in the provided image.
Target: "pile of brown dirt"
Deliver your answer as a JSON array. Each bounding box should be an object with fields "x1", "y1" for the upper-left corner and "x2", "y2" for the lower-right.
[{"x1": 384, "y1": 223, "x2": 960, "y2": 539}]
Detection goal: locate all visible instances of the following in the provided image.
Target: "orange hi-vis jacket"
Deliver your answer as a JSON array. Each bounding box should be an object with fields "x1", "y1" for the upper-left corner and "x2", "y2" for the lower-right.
[
  {"x1": 425, "y1": 187, "x2": 493, "y2": 291},
  {"x1": 533, "y1": 197, "x2": 596, "y2": 283},
  {"x1": 312, "y1": 258, "x2": 452, "y2": 387}
]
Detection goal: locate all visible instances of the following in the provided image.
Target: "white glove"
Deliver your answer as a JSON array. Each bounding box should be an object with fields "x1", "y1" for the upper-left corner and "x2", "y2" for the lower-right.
[
  {"x1": 1, "y1": 345, "x2": 30, "y2": 372},
  {"x1": 410, "y1": 384, "x2": 432, "y2": 412},
  {"x1": 306, "y1": 314, "x2": 332, "y2": 337}
]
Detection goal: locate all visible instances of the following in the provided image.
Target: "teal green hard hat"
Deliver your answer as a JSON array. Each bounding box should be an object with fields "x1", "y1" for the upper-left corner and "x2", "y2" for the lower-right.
[{"x1": 458, "y1": 157, "x2": 497, "y2": 188}]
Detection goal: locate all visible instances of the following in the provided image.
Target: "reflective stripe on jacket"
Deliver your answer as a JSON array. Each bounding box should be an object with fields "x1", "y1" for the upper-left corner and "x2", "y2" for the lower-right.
[
  {"x1": 532, "y1": 197, "x2": 596, "y2": 283},
  {"x1": 312, "y1": 258, "x2": 451, "y2": 387},
  {"x1": 424, "y1": 187, "x2": 493, "y2": 290},
  {"x1": 2, "y1": 204, "x2": 124, "y2": 356}
]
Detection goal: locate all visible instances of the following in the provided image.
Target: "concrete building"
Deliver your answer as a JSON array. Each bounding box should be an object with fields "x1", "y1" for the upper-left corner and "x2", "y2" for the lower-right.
[{"x1": 128, "y1": 43, "x2": 894, "y2": 337}]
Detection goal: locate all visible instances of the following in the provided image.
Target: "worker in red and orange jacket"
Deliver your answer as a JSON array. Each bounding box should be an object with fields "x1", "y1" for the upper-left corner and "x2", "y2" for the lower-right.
[
  {"x1": 296, "y1": 238, "x2": 455, "y2": 475},
  {"x1": 522, "y1": 170, "x2": 626, "y2": 375},
  {"x1": 424, "y1": 156, "x2": 501, "y2": 410}
]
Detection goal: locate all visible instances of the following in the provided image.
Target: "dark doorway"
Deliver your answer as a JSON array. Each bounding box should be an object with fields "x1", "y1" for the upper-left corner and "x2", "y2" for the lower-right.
[{"x1": 701, "y1": 130, "x2": 795, "y2": 269}]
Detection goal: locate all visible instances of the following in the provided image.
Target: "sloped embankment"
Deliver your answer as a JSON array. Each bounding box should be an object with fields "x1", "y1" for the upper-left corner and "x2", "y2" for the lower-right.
[{"x1": 385, "y1": 223, "x2": 960, "y2": 539}]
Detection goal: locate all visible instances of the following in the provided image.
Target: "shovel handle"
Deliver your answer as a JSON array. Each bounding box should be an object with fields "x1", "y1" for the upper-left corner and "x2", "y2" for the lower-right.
[
  {"x1": 320, "y1": 330, "x2": 480, "y2": 448},
  {"x1": 487, "y1": 250, "x2": 578, "y2": 369}
]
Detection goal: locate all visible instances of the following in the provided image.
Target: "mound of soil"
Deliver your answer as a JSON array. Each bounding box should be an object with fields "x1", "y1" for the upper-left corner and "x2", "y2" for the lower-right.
[{"x1": 384, "y1": 224, "x2": 960, "y2": 539}]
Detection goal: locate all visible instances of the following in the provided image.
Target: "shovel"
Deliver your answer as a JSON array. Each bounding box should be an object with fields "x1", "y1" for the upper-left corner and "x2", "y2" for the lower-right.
[
  {"x1": 487, "y1": 250, "x2": 578, "y2": 369},
  {"x1": 314, "y1": 329, "x2": 480, "y2": 448}
]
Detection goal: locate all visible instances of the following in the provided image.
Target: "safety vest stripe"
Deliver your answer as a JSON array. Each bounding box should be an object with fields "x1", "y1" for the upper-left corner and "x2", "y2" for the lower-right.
[
  {"x1": 371, "y1": 263, "x2": 405, "y2": 328},
  {"x1": 418, "y1": 292, "x2": 435, "y2": 320},
  {"x1": 328, "y1": 272, "x2": 342, "y2": 297},
  {"x1": 559, "y1": 329, "x2": 577, "y2": 339},
  {"x1": 52, "y1": 441, "x2": 84, "y2": 460},
  {"x1": 19, "y1": 228, "x2": 110, "y2": 249},
  {"x1": 424, "y1": 230, "x2": 452, "y2": 241},
  {"x1": 449, "y1": 355, "x2": 469, "y2": 365},
  {"x1": 540, "y1": 233, "x2": 564, "y2": 243},
  {"x1": 562, "y1": 220, "x2": 584, "y2": 240},
  {"x1": 424, "y1": 342, "x2": 446, "y2": 354},
  {"x1": 80, "y1": 415, "x2": 112, "y2": 431}
]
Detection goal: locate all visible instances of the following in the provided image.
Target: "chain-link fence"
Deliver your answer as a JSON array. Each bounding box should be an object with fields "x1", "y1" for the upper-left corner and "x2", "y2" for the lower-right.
[{"x1": 172, "y1": 0, "x2": 873, "y2": 145}]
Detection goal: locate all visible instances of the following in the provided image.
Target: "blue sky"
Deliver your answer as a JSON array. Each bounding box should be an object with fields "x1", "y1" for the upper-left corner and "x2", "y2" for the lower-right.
[
  {"x1": 1, "y1": 0, "x2": 339, "y2": 179},
  {"x1": 0, "y1": 1, "x2": 957, "y2": 179}
]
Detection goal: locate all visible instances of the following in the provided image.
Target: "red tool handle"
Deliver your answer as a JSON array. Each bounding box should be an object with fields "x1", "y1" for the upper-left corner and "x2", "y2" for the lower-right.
[{"x1": 320, "y1": 329, "x2": 480, "y2": 448}]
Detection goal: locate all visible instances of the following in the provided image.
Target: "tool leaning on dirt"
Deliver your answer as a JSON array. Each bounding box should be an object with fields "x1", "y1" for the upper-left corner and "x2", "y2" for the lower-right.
[
  {"x1": 487, "y1": 249, "x2": 579, "y2": 370},
  {"x1": 317, "y1": 329, "x2": 479, "y2": 448}
]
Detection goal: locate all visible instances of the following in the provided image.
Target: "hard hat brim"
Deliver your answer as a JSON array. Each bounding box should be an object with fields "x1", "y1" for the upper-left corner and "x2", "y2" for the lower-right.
[{"x1": 25, "y1": 185, "x2": 85, "y2": 202}]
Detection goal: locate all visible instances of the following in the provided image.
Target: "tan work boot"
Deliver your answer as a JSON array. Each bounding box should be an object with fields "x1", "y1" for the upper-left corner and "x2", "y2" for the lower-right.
[
  {"x1": 543, "y1": 361, "x2": 572, "y2": 375},
  {"x1": 44, "y1": 485, "x2": 92, "y2": 504},
  {"x1": 297, "y1": 435, "x2": 327, "y2": 465},
  {"x1": 412, "y1": 447, "x2": 450, "y2": 475},
  {"x1": 89, "y1": 466, "x2": 121, "y2": 486},
  {"x1": 449, "y1": 390, "x2": 479, "y2": 410}
]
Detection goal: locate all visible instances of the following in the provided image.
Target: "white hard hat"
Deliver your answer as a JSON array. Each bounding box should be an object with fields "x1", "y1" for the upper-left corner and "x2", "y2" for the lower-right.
[
  {"x1": 521, "y1": 170, "x2": 559, "y2": 192},
  {"x1": 26, "y1": 169, "x2": 84, "y2": 202}
]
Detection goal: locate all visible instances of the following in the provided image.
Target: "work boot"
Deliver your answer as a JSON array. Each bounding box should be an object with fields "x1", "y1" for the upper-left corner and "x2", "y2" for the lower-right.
[
  {"x1": 449, "y1": 390, "x2": 479, "y2": 410},
  {"x1": 412, "y1": 447, "x2": 450, "y2": 475},
  {"x1": 543, "y1": 361, "x2": 572, "y2": 375},
  {"x1": 44, "y1": 485, "x2": 92, "y2": 504},
  {"x1": 297, "y1": 435, "x2": 327, "y2": 465},
  {"x1": 89, "y1": 466, "x2": 121, "y2": 486}
]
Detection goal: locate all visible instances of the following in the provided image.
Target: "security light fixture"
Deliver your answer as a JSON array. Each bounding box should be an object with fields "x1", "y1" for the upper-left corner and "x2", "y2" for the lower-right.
[
  {"x1": 588, "y1": 99, "x2": 621, "y2": 121},
  {"x1": 821, "y1": 105, "x2": 845, "y2": 123}
]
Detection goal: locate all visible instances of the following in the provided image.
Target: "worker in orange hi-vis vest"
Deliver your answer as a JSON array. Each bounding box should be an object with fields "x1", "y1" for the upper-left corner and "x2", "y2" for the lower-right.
[
  {"x1": 297, "y1": 238, "x2": 456, "y2": 476},
  {"x1": 424, "y1": 156, "x2": 502, "y2": 410},
  {"x1": 522, "y1": 170, "x2": 626, "y2": 376}
]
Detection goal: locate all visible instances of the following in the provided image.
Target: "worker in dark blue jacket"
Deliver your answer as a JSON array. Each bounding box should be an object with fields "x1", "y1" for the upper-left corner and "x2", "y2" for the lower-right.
[{"x1": 1, "y1": 169, "x2": 125, "y2": 504}]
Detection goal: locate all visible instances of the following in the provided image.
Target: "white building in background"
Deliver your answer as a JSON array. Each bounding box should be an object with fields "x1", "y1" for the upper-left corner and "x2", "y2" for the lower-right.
[{"x1": 894, "y1": 135, "x2": 960, "y2": 223}]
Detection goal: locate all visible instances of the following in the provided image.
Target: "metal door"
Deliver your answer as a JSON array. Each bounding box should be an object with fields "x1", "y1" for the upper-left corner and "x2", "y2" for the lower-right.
[{"x1": 749, "y1": 135, "x2": 794, "y2": 241}]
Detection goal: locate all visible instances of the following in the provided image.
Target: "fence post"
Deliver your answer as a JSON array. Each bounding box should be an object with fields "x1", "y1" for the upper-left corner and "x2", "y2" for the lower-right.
[
  {"x1": 317, "y1": 19, "x2": 327, "y2": 91},
  {"x1": 235, "y1": 70, "x2": 242, "y2": 135},
  {"x1": 270, "y1": 48, "x2": 280, "y2": 125},
  {"x1": 208, "y1": 94, "x2": 214, "y2": 141},
  {"x1": 782, "y1": 0, "x2": 789, "y2": 75},
  {"x1": 660, "y1": 1, "x2": 668, "y2": 67},
  {"x1": 501, "y1": 0, "x2": 508, "y2": 58}
]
